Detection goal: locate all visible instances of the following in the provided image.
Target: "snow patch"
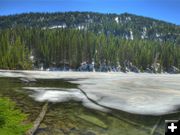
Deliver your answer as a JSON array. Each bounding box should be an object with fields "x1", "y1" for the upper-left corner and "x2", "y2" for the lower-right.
[
  {"x1": 77, "y1": 25, "x2": 85, "y2": 30},
  {"x1": 156, "y1": 33, "x2": 160, "y2": 37},
  {"x1": 130, "y1": 30, "x2": 134, "y2": 40},
  {"x1": 49, "y1": 24, "x2": 66, "y2": 29},
  {"x1": 126, "y1": 17, "x2": 131, "y2": 21},
  {"x1": 141, "y1": 27, "x2": 147, "y2": 39},
  {"x1": 125, "y1": 35, "x2": 129, "y2": 40},
  {"x1": 115, "y1": 17, "x2": 119, "y2": 23}
]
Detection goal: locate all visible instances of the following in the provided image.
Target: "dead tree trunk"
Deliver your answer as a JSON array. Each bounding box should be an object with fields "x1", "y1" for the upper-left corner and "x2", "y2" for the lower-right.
[{"x1": 26, "y1": 102, "x2": 48, "y2": 135}]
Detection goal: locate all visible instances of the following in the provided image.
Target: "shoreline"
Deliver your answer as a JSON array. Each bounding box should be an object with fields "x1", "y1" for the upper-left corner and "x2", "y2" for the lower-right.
[{"x1": 0, "y1": 69, "x2": 179, "y2": 75}]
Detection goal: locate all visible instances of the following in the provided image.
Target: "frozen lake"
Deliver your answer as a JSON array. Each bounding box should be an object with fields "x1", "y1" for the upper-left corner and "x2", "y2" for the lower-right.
[{"x1": 1, "y1": 70, "x2": 180, "y2": 115}]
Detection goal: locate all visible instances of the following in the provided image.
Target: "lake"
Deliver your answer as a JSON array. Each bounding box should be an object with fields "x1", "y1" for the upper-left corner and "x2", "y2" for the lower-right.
[{"x1": 0, "y1": 70, "x2": 180, "y2": 135}]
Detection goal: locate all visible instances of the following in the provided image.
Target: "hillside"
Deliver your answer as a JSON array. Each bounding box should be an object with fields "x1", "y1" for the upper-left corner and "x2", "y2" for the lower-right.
[
  {"x1": 0, "y1": 12, "x2": 180, "y2": 42},
  {"x1": 0, "y1": 12, "x2": 180, "y2": 73}
]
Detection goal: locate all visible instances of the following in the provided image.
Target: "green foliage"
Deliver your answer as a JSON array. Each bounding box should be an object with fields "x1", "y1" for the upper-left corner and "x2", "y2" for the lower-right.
[
  {"x1": 0, "y1": 97, "x2": 31, "y2": 135},
  {"x1": 0, "y1": 12, "x2": 180, "y2": 43},
  {"x1": 0, "y1": 11, "x2": 180, "y2": 72},
  {"x1": 0, "y1": 30, "x2": 32, "y2": 70},
  {"x1": 0, "y1": 27, "x2": 180, "y2": 72}
]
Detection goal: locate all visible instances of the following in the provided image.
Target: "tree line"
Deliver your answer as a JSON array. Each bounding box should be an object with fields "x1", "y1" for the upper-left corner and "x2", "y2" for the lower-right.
[{"x1": 0, "y1": 27, "x2": 180, "y2": 72}]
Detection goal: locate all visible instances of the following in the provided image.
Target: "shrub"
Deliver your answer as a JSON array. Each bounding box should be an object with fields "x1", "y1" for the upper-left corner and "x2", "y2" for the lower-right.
[{"x1": 0, "y1": 98, "x2": 31, "y2": 135}]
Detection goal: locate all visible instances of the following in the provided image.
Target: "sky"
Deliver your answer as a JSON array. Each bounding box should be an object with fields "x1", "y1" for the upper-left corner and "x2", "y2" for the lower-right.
[{"x1": 0, "y1": 0, "x2": 180, "y2": 25}]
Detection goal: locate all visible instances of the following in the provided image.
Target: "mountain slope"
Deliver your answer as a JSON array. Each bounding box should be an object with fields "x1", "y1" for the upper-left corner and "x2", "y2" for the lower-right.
[
  {"x1": 0, "y1": 12, "x2": 180, "y2": 72},
  {"x1": 0, "y1": 12, "x2": 180, "y2": 42}
]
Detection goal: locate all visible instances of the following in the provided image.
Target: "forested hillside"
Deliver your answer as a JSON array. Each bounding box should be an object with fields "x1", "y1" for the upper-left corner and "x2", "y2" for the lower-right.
[
  {"x1": 1, "y1": 12, "x2": 180, "y2": 42},
  {"x1": 0, "y1": 12, "x2": 180, "y2": 73}
]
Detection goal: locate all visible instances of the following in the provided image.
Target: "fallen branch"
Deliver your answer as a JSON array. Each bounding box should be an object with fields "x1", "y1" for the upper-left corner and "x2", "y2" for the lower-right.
[
  {"x1": 150, "y1": 117, "x2": 162, "y2": 135},
  {"x1": 26, "y1": 102, "x2": 48, "y2": 135}
]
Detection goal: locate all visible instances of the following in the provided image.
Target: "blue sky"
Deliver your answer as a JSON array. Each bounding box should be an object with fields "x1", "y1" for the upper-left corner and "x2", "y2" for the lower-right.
[{"x1": 0, "y1": 0, "x2": 180, "y2": 25}]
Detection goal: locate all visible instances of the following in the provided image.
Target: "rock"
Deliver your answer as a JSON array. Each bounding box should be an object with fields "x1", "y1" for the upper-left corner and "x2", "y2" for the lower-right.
[
  {"x1": 20, "y1": 77, "x2": 36, "y2": 83},
  {"x1": 88, "y1": 64, "x2": 95, "y2": 72},
  {"x1": 167, "y1": 66, "x2": 180, "y2": 74},
  {"x1": 129, "y1": 65, "x2": 140, "y2": 73},
  {"x1": 77, "y1": 114, "x2": 107, "y2": 129},
  {"x1": 39, "y1": 123, "x2": 47, "y2": 129},
  {"x1": 144, "y1": 68, "x2": 153, "y2": 73},
  {"x1": 67, "y1": 123, "x2": 76, "y2": 130},
  {"x1": 124, "y1": 61, "x2": 140, "y2": 73},
  {"x1": 78, "y1": 62, "x2": 89, "y2": 71},
  {"x1": 98, "y1": 60, "x2": 108, "y2": 72},
  {"x1": 35, "y1": 130, "x2": 47, "y2": 135},
  {"x1": 151, "y1": 63, "x2": 161, "y2": 73},
  {"x1": 89, "y1": 60, "x2": 95, "y2": 72},
  {"x1": 116, "y1": 65, "x2": 122, "y2": 72},
  {"x1": 81, "y1": 131, "x2": 96, "y2": 135},
  {"x1": 124, "y1": 67, "x2": 130, "y2": 72},
  {"x1": 61, "y1": 125, "x2": 70, "y2": 134}
]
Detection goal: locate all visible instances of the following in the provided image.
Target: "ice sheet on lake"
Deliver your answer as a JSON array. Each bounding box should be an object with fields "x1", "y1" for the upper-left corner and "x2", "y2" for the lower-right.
[
  {"x1": 0, "y1": 70, "x2": 180, "y2": 115},
  {"x1": 24, "y1": 87, "x2": 108, "y2": 112}
]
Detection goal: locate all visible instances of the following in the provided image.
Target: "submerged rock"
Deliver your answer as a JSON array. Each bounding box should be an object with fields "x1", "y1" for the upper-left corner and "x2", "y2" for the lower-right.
[
  {"x1": 81, "y1": 131, "x2": 97, "y2": 135},
  {"x1": 77, "y1": 114, "x2": 107, "y2": 129},
  {"x1": 39, "y1": 123, "x2": 47, "y2": 129},
  {"x1": 20, "y1": 77, "x2": 36, "y2": 83}
]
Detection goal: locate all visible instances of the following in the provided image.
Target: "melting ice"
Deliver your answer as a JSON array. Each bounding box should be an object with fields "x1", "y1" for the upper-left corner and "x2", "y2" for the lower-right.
[{"x1": 0, "y1": 70, "x2": 180, "y2": 115}]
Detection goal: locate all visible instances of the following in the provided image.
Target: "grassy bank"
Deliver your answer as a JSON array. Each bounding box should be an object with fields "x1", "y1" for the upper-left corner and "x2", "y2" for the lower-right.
[{"x1": 0, "y1": 97, "x2": 31, "y2": 135}]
